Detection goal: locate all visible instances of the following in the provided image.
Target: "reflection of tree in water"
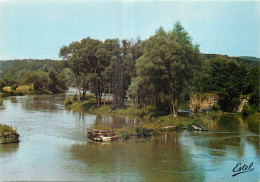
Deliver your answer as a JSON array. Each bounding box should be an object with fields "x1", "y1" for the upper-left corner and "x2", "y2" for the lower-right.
[
  {"x1": 94, "y1": 115, "x2": 141, "y2": 129},
  {"x1": 10, "y1": 97, "x2": 18, "y2": 103},
  {"x1": 70, "y1": 132, "x2": 205, "y2": 181},
  {"x1": 74, "y1": 112, "x2": 85, "y2": 122},
  {"x1": 22, "y1": 95, "x2": 64, "y2": 112},
  {"x1": 195, "y1": 113, "x2": 249, "y2": 132},
  {"x1": 193, "y1": 113, "x2": 258, "y2": 158},
  {"x1": 0, "y1": 143, "x2": 19, "y2": 155}
]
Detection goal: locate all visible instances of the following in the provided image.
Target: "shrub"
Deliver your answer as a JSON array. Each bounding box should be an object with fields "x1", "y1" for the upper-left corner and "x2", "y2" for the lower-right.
[
  {"x1": 72, "y1": 94, "x2": 78, "y2": 102},
  {"x1": 242, "y1": 105, "x2": 254, "y2": 116},
  {"x1": 0, "y1": 124, "x2": 17, "y2": 135},
  {"x1": 113, "y1": 127, "x2": 136, "y2": 140},
  {"x1": 64, "y1": 97, "x2": 73, "y2": 108},
  {"x1": 135, "y1": 123, "x2": 157, "y2": 137},
  {"x1": 82, "y1": 98, "x2": 96, "y2": 110},
  {"x1": 211, "y1": 103, "x2": 220, "y2": 111},
  {"x1": 121, "y1": 130, "x2": 131, "y2": 140}
]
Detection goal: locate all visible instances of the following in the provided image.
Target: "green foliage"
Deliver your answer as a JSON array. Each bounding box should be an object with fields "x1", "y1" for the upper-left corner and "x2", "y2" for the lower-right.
[
  {"x1": 211, "y1": 103, "x2": 220, "y2": 111},
  {"x1": 121, "y1": 130, "x2": 131, "y2": 140},
  {"x1": 0, "y1": 124, "x2": 17, "y2": 135},
  {"x1": 135, "y1": 123, "x2": 158, "y2": 137},
  {"x1": 201, "y1": 56, "x2": 247, "y2": 112},
  {"x1": 64, "y1": 97, "x2": 73, "y2": 108},
  {"x1": 72, "y1": 94, "x2": 78, "y2": 102},
  {"x1": 242, "y1": 105, "x2": 254, "y2": 116},
  {"x1": 92, "y1": 125, "x2": 111, "y2": 130},
  {"x1": 113, "y1": 127, "x2": 136, "y2": 140},
  {"x1": 129, "y1": 22, "x2": 203, "y2": 116},
  {"x1": 0, "y1": 59, "x2": 70, "y2": 96},
  {"x1": 23, "y1": 70, "x2": 51, "y2": 90},
  {"x1": 0, "y1": 59, "x2": 59, "y2": 78},
  {"x1": 81, "y1": 98, "x2": 97, "y2": 110},
  {"x1": 151, "y1": 115, "x2": 195, "y2": 128}
]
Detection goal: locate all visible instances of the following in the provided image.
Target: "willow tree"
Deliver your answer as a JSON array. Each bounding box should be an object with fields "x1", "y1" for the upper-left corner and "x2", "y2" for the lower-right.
[{"x1": 131, "y1": 22, "x2": 203, "y2": 117}]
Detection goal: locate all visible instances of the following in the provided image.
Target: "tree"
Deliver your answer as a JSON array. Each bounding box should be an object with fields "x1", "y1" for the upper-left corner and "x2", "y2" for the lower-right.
[
  {"x1": 97, "y1": 39, "x2": 124, "y2": 108},
  {"x1": 22, "y1": 70, "x2": 50, "y2": 90},
  {"x1": 59, "y1": 37, "x2": 103, "y2": 101},
  {"x1": 202, "y1": 56, "x2": 247, "y2": 112},
  {"x1": 130, "y1": 22, "x2": 203, "y2": 116}
]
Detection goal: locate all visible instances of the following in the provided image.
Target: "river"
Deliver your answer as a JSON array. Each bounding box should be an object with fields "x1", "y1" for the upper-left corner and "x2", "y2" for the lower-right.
[{"x1": 0, "y1": 89, "x2": 259, "y2": 181}]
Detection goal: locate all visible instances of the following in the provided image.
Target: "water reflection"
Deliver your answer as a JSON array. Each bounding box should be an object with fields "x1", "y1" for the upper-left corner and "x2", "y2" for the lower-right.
[
  {"x1": 0, "y1": 89, "x2": 258, "y2": 181},
  {"x1": 194, "y1": 113, "x2": 248, "y2": 131},
  {"x1": 22, "y1": 95, "x2": 63, "y2": 112},
  {"x1": 0, "y1": 143, "x2": 19, "y2": 155},
  {"x1": 10, "y1": 97, "x2": 18, "y2": 103},
  {"x1": 95, "y1": 115, "x2": 140, "y2": 129},
  {"x1": 72, "y1": 111, "x2": 141, "y2": 129},
  {"x1": 70, "y1": 132, "x2": 205, "y2": 181}
]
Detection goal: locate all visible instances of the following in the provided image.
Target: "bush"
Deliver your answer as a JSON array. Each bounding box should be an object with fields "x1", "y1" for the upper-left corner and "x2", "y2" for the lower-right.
[
  {"x1": 242, "y1": 105, "x2": 254, "y2": 116},
  {"x1": 135, "y1": 123, "x2": 157, "y2": 137},
  {"x1": 0, "y1": 124, "x2": 17, "y2": 135},
  {"x1": 121, "y1": 130, "x2": 131, "y2": 140},
  {"x1": 64, "y1": 97, "x2": 73, "y2": 108},
  {"x1": 211, "y1": 103, "x2": 220, "y2": 111},
  {"x1": 82, "y1": 98, "x2": 97, "y2": 110},
  {"x1": 72, "y1": 94, "x2": 78, "y2": 101}
]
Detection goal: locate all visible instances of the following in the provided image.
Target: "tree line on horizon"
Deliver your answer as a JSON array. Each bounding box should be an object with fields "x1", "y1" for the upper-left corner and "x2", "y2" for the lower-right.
[{"x1": 0, "y1": 22, "x2": 259, "y2": 115}]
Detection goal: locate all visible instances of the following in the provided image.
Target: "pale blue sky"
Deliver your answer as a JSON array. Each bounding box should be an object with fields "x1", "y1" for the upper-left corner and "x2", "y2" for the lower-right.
[{"x1": 0, "y1": 0, "x2": 259, "y2": 60}]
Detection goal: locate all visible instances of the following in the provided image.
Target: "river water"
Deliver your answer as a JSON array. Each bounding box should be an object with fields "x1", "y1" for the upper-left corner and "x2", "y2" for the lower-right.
[{"x1": 0, "y1": 89, "x2": 259, "y2": 181}]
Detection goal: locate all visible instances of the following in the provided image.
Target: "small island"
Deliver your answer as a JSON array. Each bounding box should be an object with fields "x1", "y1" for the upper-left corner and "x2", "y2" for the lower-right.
[{"x1": 0, "y1": 124, "x2": 20, "y2": 144}]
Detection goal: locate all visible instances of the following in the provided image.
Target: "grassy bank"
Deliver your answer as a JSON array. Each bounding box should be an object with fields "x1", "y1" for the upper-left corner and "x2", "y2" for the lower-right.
[
  {"x1": 65, "y1": 96, "x2": 201, "y2": 140},
  {"x1": 91, "y1": 116, "x2": 196, "y2": 141},
  {"x1": 0, "y1": 124, "x2": 20, "y2": 144},
  {"x1": 65, "y1": 96, "x2": 165, "y2": 119}
]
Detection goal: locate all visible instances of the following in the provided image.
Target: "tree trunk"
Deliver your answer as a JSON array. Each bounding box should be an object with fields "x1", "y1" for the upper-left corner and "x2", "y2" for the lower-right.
[
  {"x1": 171, "y1": 92, "x2": 178, "y2": 117},
  {"x1": 103, "y1": 88, "x2": 106, "y2": 106}
]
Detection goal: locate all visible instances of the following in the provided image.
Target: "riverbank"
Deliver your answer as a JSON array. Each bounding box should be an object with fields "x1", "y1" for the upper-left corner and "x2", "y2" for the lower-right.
[
  {"x1": 0, "y1": 86, "x2": 67, "y2": 98},
  {"x1": 0, "y1": 124, "x2": 20, "y2": 144},
  {"x1": 65, "y1": 97, "x2": 208, "y2": 141}
]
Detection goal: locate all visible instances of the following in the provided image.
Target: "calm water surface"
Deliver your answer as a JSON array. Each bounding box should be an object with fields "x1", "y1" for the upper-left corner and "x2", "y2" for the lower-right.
[{"x1": 0, "y1": 89, "x2": 259, "y2": 181}]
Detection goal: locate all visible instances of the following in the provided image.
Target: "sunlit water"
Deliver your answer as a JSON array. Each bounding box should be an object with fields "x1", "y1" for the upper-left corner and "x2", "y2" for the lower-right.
[{"x1": 0, "y1": 89, "x2": 259, "y2": 181}]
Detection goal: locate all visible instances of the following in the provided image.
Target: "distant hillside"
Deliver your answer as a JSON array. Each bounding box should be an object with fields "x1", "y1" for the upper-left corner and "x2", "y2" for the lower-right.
[
  {"x1": 0, "y1": 60, "x2": 15, "y2": 71},
  {"x1": 1, "y1": 54, "x2": 259, "y2": 78},
  {"x1": 239, "y1": 56, "x2": 260, "y2": 62},
  {"x1": 0, "y1": 59, "x2": 62, "y2": 78},
  {"x1": 203, "y1": 54, "x2": 259, "y2": 68}
]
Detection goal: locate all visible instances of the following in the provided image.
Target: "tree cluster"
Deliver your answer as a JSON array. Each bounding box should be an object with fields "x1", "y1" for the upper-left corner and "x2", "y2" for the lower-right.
[
  {"x1": 59, "y1": 37, "x2": 143, "y2": 108},
  {"x1": 0, "y1": 60, "x2": 73, "y2": 94},
  {"x1": 60, "y1": 23, "x2": 207, "y2": 116}
]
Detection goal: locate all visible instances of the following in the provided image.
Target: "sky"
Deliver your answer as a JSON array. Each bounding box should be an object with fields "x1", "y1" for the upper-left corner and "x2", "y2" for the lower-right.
[{"x1": 0, "y1": 0, "x2": 259, "y2": 60}]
